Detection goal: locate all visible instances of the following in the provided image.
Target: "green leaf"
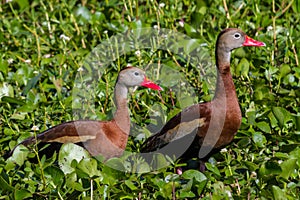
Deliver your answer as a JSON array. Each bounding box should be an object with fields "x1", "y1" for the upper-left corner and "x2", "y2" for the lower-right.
[
  {"x1": 15, "y1": 0, "x2": 29, "y2": 11},
  {"x1": 44, "y1": 166, "x2": 65, "y2": 187},
  {"x1": 256, "y1": 121, "x2": 271, "y2": 133},
  {"x1": 272, "y1": 107, "x2": 292, "y2": 128},
  {"x1": 179, "y1": 190, "x2": 196, "y2": 198},
  {"x1": 259, "y1": 161, "x2": 282, "y2": 177},
  {"x1": 21, "y1": 73, "x2": 42, "y2": 95},
  {"x1": 182, "y1": 169, "x2": 207, "y2": 183},
  {"x1": 105, "y1": 157, "x2": 126, "y2": 172},
  {"x1": 125, "y1": 180, "x2": 138, "y2": 190},
  {"x1": 14, "y1": 189, "x2": 32, "y2": 200},
  {"x1": 74, "y1": 6, "x2": 91, "y2": 22},
  {"x1": 0, "y1": 171, "x2": 14, "y2": 192},
  {"x1": 7, "y1": 145, "x2": 28, "y2": 166},
  {"x1": 77, "y1": 158, "x2": 101, "y2": 178},
  {"x1": 1, "y1": 96, "x2": 25, "y2": 105},
  {"x1": 205, "y1": 162, "x2": 221, "y2": 176},
  {"x1": 236, "y1": 58, "x2": 249, "y2": 77},
  {"x1": 58, "y1": 143, "x2": 90, "y2": 174},
  {"x1": 272, "y1": 185, "x2": 286, "y2": 200},
  {"x1": 279, "y1": 64, "x2": 291, "y2": 77},
  {"x1": 150, "y1": 153, "x2": 170, "y2": 170},
  {"x1": 252, "y1": 132, "x2": 267, "y2": 148},
  {"x1": 280, "y1": 158, "x2": 297, "y2": 179}
]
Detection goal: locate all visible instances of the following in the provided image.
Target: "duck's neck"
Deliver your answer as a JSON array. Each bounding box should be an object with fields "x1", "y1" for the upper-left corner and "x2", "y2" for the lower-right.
[
  {"x1": 213, "y1": 48, "x2": 238, "y2": 101},
  {"x1": 113, "y1": 83, "x2": 130, "y2": 134}
]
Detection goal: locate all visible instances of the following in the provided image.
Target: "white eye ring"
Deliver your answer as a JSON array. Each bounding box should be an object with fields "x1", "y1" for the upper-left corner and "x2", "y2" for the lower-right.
[
  {"x1": 234, "y1": 33, "x2": 241, "y2": 39},
  {"x1": 134, "y1": 71, "x2": 139, "y2": 76}
]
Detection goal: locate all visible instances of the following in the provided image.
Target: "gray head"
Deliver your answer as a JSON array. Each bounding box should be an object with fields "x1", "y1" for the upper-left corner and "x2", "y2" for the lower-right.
[
  {"x1": 216, "y1": 28, "x2": 265, "y2": 52},
  {"x1": 117, "y1": 67, "x2": 161, "y2": 90}
]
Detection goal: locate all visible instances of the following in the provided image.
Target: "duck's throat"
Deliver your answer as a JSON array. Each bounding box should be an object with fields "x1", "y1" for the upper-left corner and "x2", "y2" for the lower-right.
[
  {"x1": 113, "y1": 83, "x2": 130, "y2": 134},
  {"x1": 214, "y1": 70, "x2": 237, "y2": 100}
]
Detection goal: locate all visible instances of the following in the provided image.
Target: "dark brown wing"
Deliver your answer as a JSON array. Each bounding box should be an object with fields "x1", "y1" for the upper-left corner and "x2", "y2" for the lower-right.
[
  {"x1": 140, "y1": 102, "x2": 212, "y2": 157},
  {"x1": 6, "y1": 120, "x2": 101, "y2": 159}
]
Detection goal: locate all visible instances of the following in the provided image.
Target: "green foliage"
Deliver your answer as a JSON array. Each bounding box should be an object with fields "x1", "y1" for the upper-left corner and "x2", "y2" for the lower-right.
[{"x1": 0, "y1": 0, "x2": 299, "y2": 199}]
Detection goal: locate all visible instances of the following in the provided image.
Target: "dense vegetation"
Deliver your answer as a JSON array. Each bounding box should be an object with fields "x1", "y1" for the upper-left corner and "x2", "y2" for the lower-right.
[{"x1": 0, "y1": 0, "x2": 299, "y2": 199}]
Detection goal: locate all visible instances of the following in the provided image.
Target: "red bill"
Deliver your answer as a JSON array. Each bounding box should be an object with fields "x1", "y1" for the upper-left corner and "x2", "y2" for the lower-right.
[
  {"x1": 243, "y1": 35, "x2": 266, "y2": 47},
  {"x1": 141, "y1": 77, "x2": 162, "y2": 90}
]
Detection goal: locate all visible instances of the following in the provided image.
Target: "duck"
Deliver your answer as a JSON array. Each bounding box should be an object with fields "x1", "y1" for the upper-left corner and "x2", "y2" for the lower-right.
[
  {"x1": 141, "y1": 28, "x2": 265, "y2": 165},
  {"x1": 7, "y1": 67, "x2": 162, "y2": 160}
]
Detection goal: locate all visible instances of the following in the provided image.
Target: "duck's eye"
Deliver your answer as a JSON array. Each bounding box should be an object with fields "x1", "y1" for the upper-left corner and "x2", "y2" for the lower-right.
[
  {"x1": 234, "y1": 33, "x2": 241, "y2": 39},
  {"x1": 134, "y1": 71, "x2": 139, "y2": 76}
]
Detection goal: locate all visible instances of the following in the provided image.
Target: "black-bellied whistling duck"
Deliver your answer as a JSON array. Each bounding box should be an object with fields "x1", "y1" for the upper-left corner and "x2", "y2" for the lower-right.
[
  {"x1": 7, "y1": 67, "x2": 161, "y2": 160},
  {"x1": 141, "y1": 28, "x2": 265, "y2": 165}
]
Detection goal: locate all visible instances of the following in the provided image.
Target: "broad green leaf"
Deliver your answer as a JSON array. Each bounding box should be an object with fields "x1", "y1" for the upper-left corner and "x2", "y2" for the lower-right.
[
  {"x1": 74, "y1": 6, "x2": 91, "y2": 21},
  {"x1": 236, "y1": 58, "x2": 249, "y2": 77},
  {"x1": 1, "y1": 96, "x2": 25, "y2": 105},
  {"x1": 7, "y1": 145, "x2": 28, "y2": 166},
  {"x1": 272, "y1": 107, "x2": 292, "y2": 128},
  {"x1": 14, "y1": 189, "x2": 32, "y2": 200},
  {"x1": 252, "y1": 132, "x2": 267, "y2": 148},
  {"x1": 205, "y1": 162, "x2": 221, "y2": 176},
  {"x1": 179, "y1": 190, "x2": 196, "y2": 198},
  {"x1": 279, "y1": 64, "x2": 291, "y2": 77},
  {"x1": 105, "y1": 157, "x2": 126, "y2": 172},
  {"x1": 182, "y1": 169, "x2": 207, "y2": 183},
  {"x1": 22, "y1": 73, "x2": 41, "y2": 95},
  {"x1": 259, "y1": 161, "x2": 282, "y2": 177},
  {"x1": 256, "y1": 121, "x2": 271, "y2": 133},
  {"x1": 0, "y1": 171, "x2": 13, "y2": 191},
  {"x1": 272, "y1": 185, "x2": 286, "y2": 200},
  {"x1": 58, "y1": 143, "x2": 90, "y2": 174},
  {"x1": 150, "y1": 153, "x2": 170, "y2": 170},
  {"x1": 15, "y1": 0, "x2": 29, "y2": 11},
  {"x1": 280, "y1": 158, "x2": 297, "y2": 179},
  {"x1": 125, "y1": 180, "x2": 138, "y2": 190},
  {"x1": 77, "y1": 158, "x2": 101, "y2": 178},
  {"x1": 44, "y1": 166, "x2": 65, "y2": 187}
]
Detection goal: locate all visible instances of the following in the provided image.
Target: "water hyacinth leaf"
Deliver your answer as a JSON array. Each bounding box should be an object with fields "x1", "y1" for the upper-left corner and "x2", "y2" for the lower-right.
[
  {"x1": 0, "y1": 82, "x2": 14, "y2": 97},
  {"x1": 179, "y1": 190, "x2": 196, "y2": 198},
  {"x1": 125, "y1": 180, "x2": 138, "y2": 190},
  {"x1": 252, "y1": 132, "x2": 267, "y2": 148},
  {"x1": 1, "y1": 96, "x2": 25, "y2": 105},
  {"x1": 236, "y1": 58, "x2": 249, "y2": 77},
  {"x1": 259, "y1": 161, "x2": 282, "y2": 177},
  {"x1": 8, "y1": 145, "x2": 28, "y2": 166},
  {"x1": 44, "y1": 166, "x2": 65, "y2": 187},
  {"x1": 74, "y1": 6, "x2": 91, "y2": 22},
  {"x1": 0, "y1": 171, "x2": 13, "y2": 192},
  {"x1": 205, "y1": 162, "x2": 221, "y2": 176},
  {"x1": 22, "y1": 73, "x2": 42, "y2": 96},
  {"x1": 14, "y1": 189, "x2": 32, "y2": 200},
  {"x1": 58, "y1": 143, "x2": 90, "y2": 174},
  {"x1": 182, "y1": 169, "x2": 207, "y2": 183},
  {"x1": 256, "y1": 121, "x2": 271, "y2": 133},
  {"x1": 272, "y1": 185, "x2": 286, "y2": 200},
  {"x1": 105, "y1": 157, "x2": 126, "y2": 172},
  {"x1": 280, "y1": 158, "x2": 297, "y2": 179},
  {"x1": 15, "y1": 0, "x2": 29, "y2": 11},
  {"x1": 77, "y1": 158, "x2": 100, "y2": 178},
  {"x1": 272, "y1": 107, "x2": 292, "y2": 128},
  {"x1": 279, "y1": 64, "x2": 291, "y2": 77}
]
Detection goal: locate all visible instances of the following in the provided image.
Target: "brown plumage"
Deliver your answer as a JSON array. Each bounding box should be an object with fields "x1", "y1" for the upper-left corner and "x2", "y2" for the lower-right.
[
  {"x1": 141, "y1": 28, "x2": 265, "y2": 162},
  {"x1": 7, "y1": 67, "x2": 161, "y2": 160}
]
